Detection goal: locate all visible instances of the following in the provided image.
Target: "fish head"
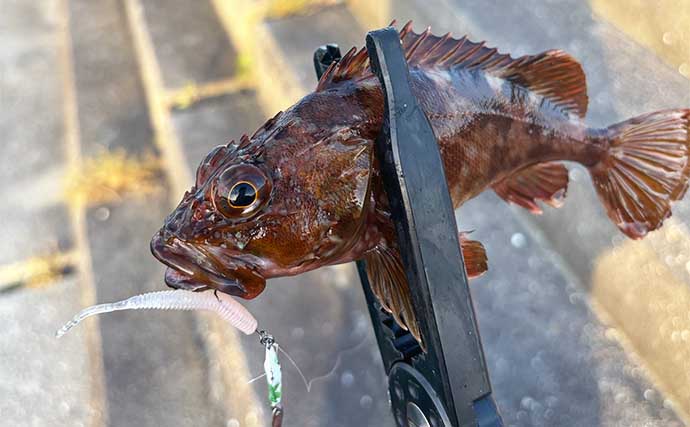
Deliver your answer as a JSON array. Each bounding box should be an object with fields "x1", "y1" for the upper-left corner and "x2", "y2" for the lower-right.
[{"x1": 151, "y1": 101, "x2": 375, "y2": 299}]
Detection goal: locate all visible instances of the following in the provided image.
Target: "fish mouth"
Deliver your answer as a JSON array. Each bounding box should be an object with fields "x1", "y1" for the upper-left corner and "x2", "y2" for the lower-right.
[{"x1": 150, "y1": 230, "x2": 266, "y2": 299}]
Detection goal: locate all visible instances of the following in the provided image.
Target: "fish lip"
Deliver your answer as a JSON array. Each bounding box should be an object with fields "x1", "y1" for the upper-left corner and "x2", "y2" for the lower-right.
[{"x1": 150, "y1": 230, "x2": 263, "y2": 298}]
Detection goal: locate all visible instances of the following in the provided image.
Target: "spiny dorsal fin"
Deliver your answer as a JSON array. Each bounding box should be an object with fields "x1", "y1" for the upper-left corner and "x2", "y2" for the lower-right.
[
  {"x1": 238, "y1": 134, "x2": 251, "y2": 149},
  {"x1": 316, "y1": 46, "x2": 371, "y2": 90},
  {"x1": 316, "y1": 21, "x2": 588, "y2": 118}
]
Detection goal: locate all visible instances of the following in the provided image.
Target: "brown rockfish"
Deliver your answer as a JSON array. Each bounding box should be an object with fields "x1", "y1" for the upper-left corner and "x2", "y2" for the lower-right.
[{"x1": 151, "y1": 22, "x2": 690, "y2": 342}]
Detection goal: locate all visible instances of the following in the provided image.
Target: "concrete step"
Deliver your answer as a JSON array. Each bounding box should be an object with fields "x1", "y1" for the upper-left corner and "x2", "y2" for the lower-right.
[
  {"x1": 65, "y1": 0, "x2": 227, "y2": 425},
  {"x1": 139, "y1": 0, "x2": 238, "y2": 89},
  {"x1": 85, "y1": 197, "x2": 226, "y2": 427},
  {"x1": 0, "y1": 1, "x2": 99, "y2": 426},
  {"x1": 0, "y1": 0, "x2": 73, "y2": 267},
  {"x1": 266, "y1": 4, "x2": 366, "y2": 96},
  {"x1": 130, "y1": 0, "x2": 271, "y2": 424},
  {"x1": 171, "y1": 93, "x2": 265, "y2": 168},
  {"x1": 0, "y1": 278, "x2": 103, "y2": 426}
]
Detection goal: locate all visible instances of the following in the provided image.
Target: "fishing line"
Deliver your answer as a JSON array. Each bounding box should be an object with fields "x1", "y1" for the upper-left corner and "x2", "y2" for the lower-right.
[
  {"x1": 297, "y1": 331, "x2": 370, "y2": 389},
  {"x1": 276, "y1": 344, "x2": 310, "y2": 392},
  {"x1": 254, "y1": 318, "x2": 370, "y2": 394},
  {"x1": 246, "y1": 372, "x2": 267, "y2": 385}
]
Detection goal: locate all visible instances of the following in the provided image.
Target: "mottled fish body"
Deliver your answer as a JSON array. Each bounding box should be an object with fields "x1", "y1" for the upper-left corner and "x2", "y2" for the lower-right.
[{"x1": 152, "y1": 22, "x2": 690, "y2": 343}]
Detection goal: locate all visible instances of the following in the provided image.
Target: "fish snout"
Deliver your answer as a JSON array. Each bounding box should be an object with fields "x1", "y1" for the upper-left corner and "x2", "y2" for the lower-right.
[{"x1": 149, "y1": 229, "x2": 266, "y2": 299}]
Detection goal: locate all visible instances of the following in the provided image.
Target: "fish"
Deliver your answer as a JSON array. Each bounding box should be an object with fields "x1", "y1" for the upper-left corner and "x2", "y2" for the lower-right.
[{"x1": 150, "y1": 22, "x2": 690, "y2": 343}]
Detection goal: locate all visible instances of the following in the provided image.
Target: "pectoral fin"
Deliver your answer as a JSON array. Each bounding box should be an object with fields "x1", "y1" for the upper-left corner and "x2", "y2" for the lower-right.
[
  {"x1": 364, "y1": 245, "x2": 421, "y2": 344},
  {"x1": 493, "y1": 162, "x2": 569, "y2": 214},
  {"x1": 364, "y1": 234, "x2": 488, "y2": 346}
]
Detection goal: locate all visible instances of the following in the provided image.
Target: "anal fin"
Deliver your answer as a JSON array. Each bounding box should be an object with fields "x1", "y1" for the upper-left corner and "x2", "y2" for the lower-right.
[{"x1": 493, "y1": 162, "x2": 569, "y2": 214}]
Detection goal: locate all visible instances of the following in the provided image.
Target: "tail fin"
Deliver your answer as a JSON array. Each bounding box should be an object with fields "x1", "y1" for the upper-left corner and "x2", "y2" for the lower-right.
[{"x1": 589, "y1": 109, "x2": 690, "y2": 239}]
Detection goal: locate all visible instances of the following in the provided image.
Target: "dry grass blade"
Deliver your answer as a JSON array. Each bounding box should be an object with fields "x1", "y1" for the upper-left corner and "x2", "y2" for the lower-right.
[{"x1": 64, "y1": 149, "x2": 162, "y2": 207}]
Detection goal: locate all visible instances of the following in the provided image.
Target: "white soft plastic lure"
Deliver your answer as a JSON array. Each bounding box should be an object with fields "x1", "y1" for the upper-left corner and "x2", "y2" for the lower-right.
[{"x1": 56, "y1": 289, "x2": 258, "y2": 337}]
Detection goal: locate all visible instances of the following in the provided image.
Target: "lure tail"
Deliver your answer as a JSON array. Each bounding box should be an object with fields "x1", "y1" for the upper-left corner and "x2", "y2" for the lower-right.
[{"x1": 588, "y1": 109, "x2": 690, "y2": 239}]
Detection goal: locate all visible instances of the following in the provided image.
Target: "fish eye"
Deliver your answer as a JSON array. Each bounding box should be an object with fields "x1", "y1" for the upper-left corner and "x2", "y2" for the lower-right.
[
  {"x1": 213, "y1": 164, "x2": 272, "y2": 219},
  {"x1": 228, "y1": 181, "x2": 257, "y2": 208}
]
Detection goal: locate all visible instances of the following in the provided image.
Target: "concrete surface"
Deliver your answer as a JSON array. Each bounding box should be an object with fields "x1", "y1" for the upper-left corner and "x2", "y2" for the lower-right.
[
  {"x1": 461, "y1": 194, "x2": 683, "y2": 427},
  {"x1": 86, "y1": 197, "x2": 226, "y2": 427},
  {"x1": 68, "y1": 0, "x2": 154, "y2": 157},
  {"x1": 0, "y1": 0, "x2": 73, "y2": 265},
  {"x1": 0, "y1": 278, "x2": 100, "y2": 427},
  {"x1": 267, "y1": 4, "x2": 365, "y2": 94},
  {"x1": 0, "y1": 3, "x2": 93, "y2": 426},
  {"x1": 171, "y1": 92, "x2": 265, "y2": 168},
  {"x1": 67, "y1": 0, "x2": 226, "y2": 425},
  {"x1": 140, "y1": 0, "x2": 237, "y2": 88}
]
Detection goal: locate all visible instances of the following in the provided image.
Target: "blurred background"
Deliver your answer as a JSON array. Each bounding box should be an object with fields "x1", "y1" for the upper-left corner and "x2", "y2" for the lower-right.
[{"x1": 2, "y1": 0, "x2": 690, "y2": 426}]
